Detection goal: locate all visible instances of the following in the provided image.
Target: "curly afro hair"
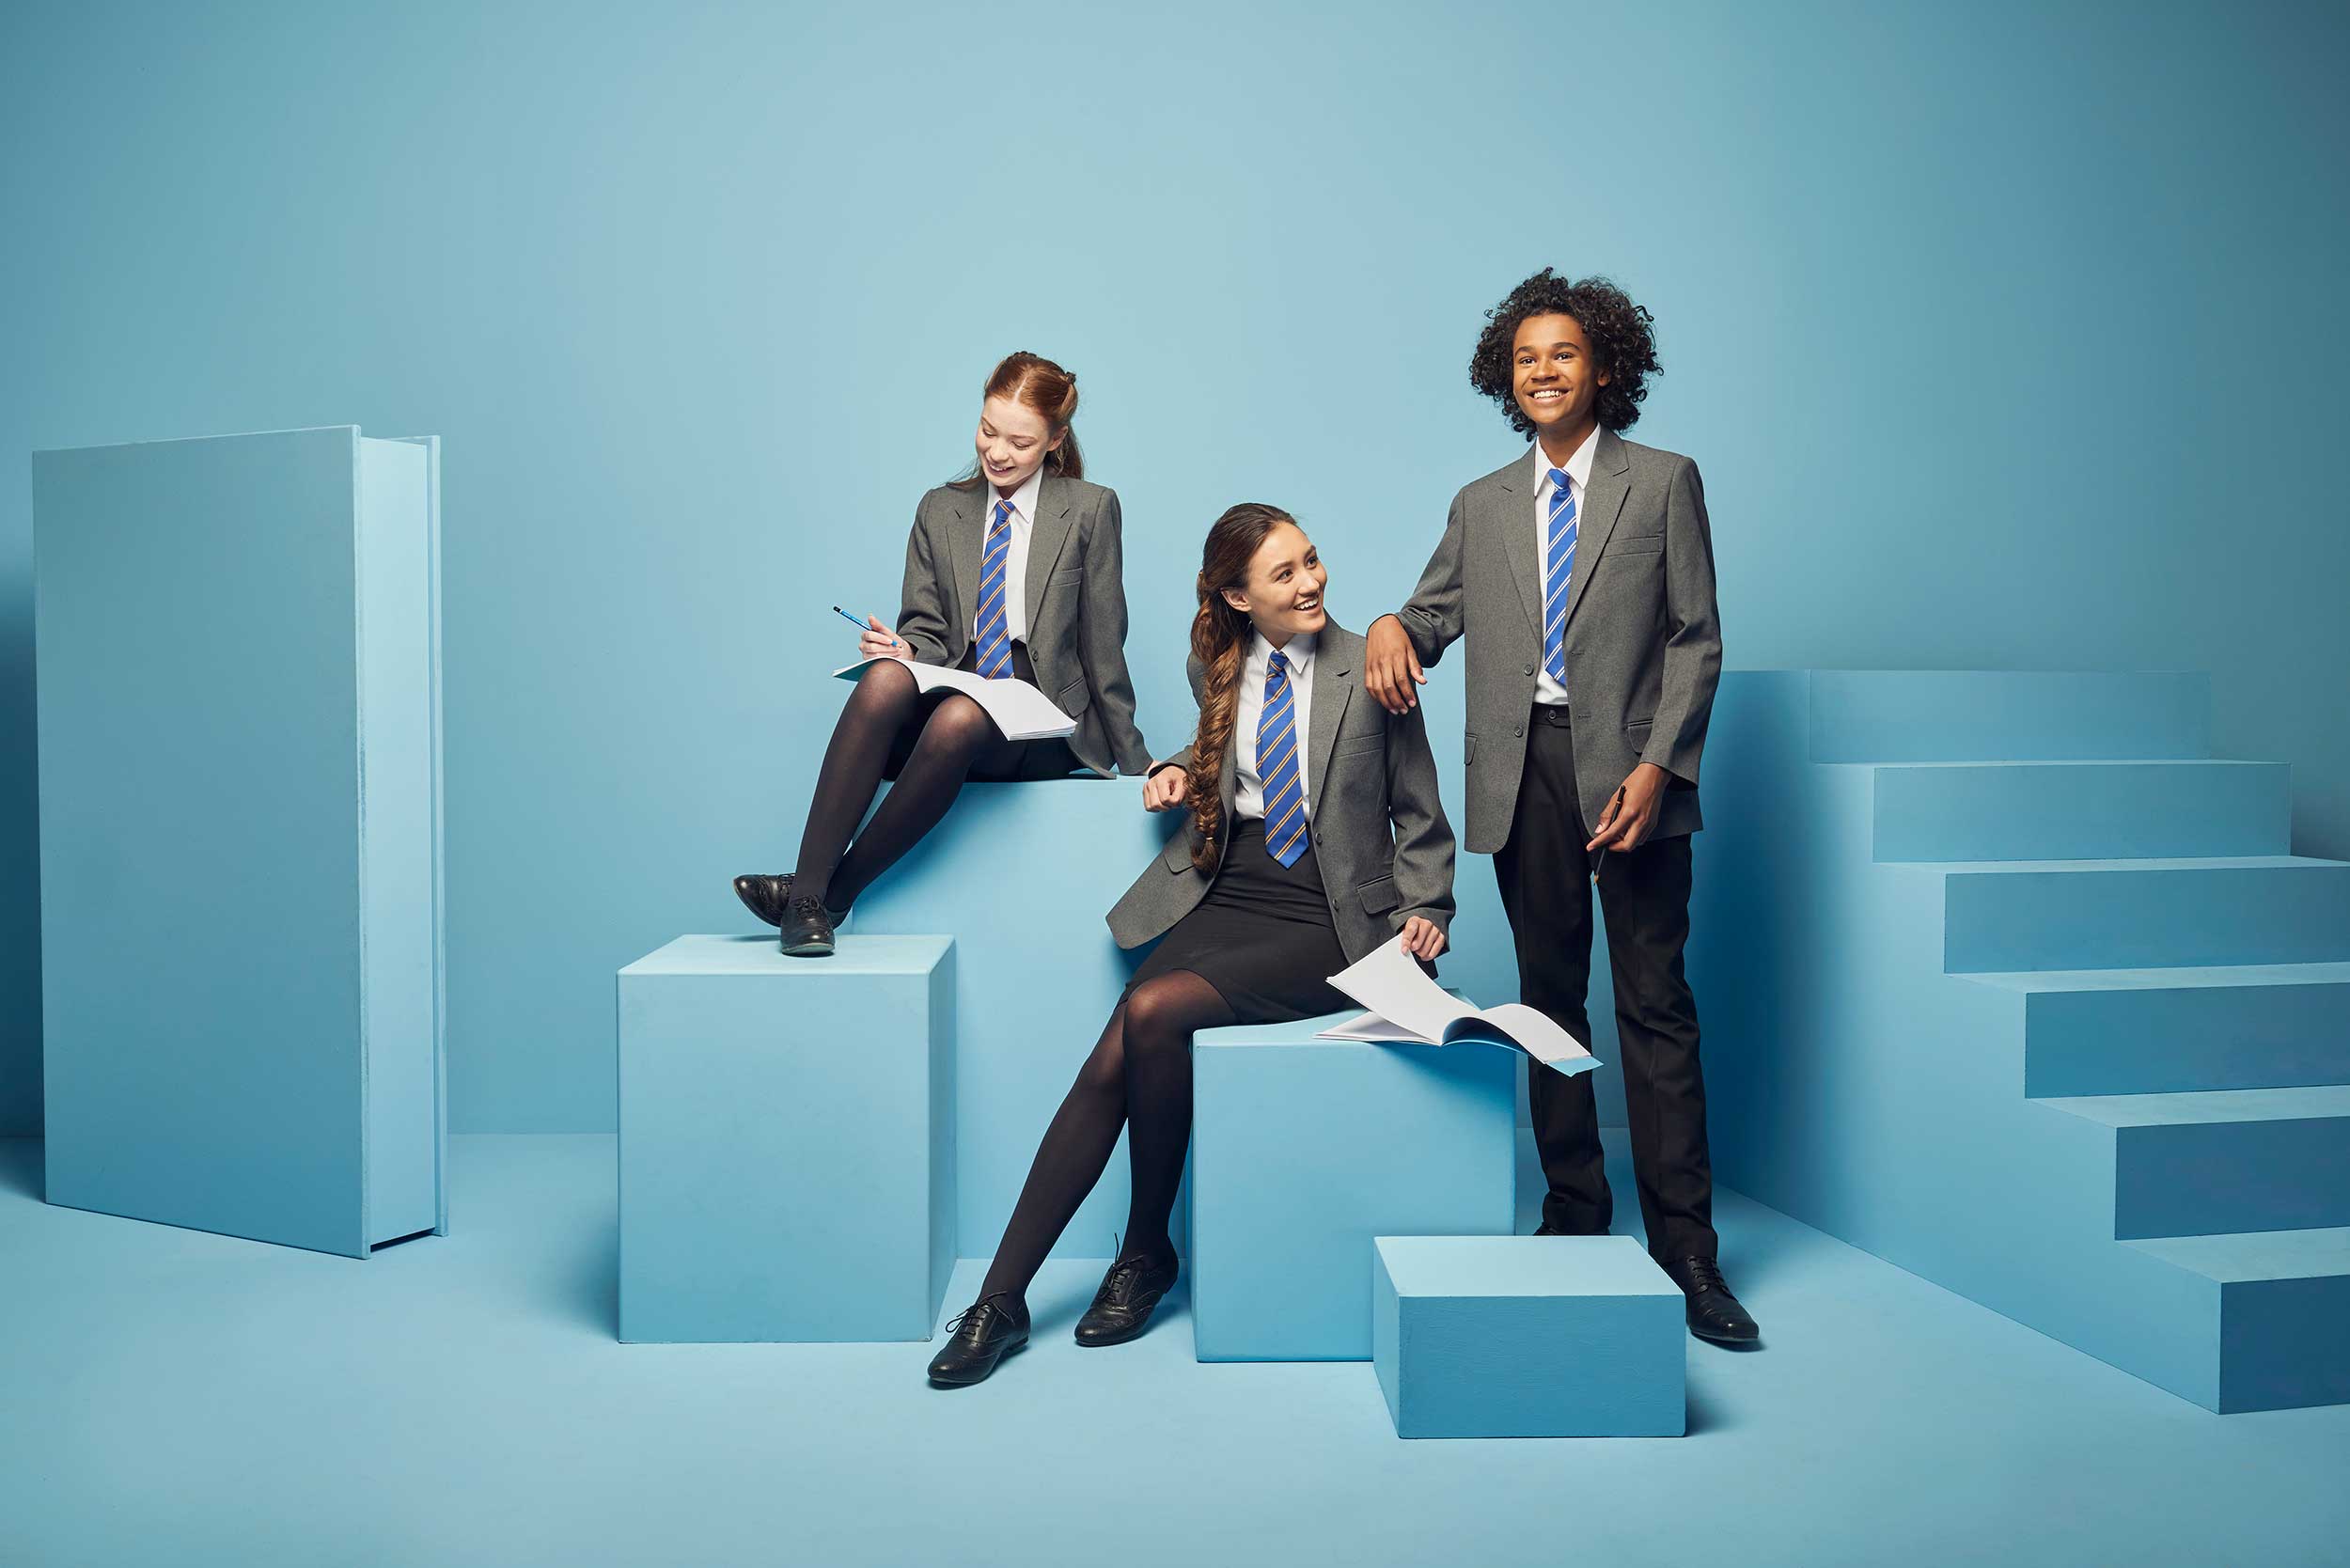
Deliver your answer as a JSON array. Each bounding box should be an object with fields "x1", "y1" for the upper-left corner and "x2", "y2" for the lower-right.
[{"x1": 1468, "y1": 271, "x2": 1660, "y2": 435}]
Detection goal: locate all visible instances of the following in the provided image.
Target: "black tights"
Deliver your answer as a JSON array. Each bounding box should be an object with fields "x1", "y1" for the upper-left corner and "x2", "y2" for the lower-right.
[
  {"x1": 794, "y1": 660, "x2": 1027, "y2": 913},
  {"x1": 977, "y1": 970, "x2": 1235, "y2": 1307}
]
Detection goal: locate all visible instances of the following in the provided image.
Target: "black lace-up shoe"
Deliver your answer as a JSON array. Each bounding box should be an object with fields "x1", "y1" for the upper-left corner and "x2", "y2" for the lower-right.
[
  {"x1": 1073, "y1": 1252, "x2": 1181, "y2": 1347},
  {"x1": 776, "y1": 896, "x2": 837, "y2": 958},
  {"x1": 927, "y1": 1294, "x2": 1030, "y2": 1386},
  {"x1": 733, "y1": 871, "x2": 795, "y2": 927},
  {"x1": 1669, "y1": 1255, "x2": 1760, "y2": 1344}
]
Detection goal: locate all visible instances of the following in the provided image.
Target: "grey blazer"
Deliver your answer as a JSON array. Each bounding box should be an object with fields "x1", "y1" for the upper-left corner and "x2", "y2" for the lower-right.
[
  {"x1": 1106, "y1": 620, "x2": 1456, "y2": 962},
  {"x1": 1395, "y1": 429, "x2": 1722, "y2": 854},
  {"x1": 895, "y1": 472, "x2": 1153, "y2": 776}
]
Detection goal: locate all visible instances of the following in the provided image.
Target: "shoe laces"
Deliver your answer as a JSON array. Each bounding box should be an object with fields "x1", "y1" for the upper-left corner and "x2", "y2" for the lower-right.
[
  {"x1": 1681, "y1": 1256, "x2": 1731, "y2": 1297},
  {"x1": 786, "y1": 894, "x2": 831, "y2": 921},
  {"x1": 942, "y1": 1291, "x2": 1020, "y2": 1339}
]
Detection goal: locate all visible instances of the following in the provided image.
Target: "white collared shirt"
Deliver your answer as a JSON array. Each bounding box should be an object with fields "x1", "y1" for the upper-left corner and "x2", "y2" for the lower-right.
[
  {"x1": 973, "y1": 463, "x2": 1042, "y2": 644},
  {"x1": 1234, "y1": 629, "x2": 1317, "y2": 823},
  {"x1": 1529, "y1": 425, "x2": 1599, "y2": 707}
]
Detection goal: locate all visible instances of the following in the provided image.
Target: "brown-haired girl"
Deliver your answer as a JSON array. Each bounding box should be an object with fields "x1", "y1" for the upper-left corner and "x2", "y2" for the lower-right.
[
  {"x1": 734, "y1": 352, "x2": 1155, "y2": 955},
  {"x1": 927, "y1": 503, "x2": 1456, "y2": 1385}
]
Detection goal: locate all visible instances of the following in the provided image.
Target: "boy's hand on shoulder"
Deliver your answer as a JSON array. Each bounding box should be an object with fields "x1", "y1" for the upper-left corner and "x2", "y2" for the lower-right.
[{"x1": 1364, "y1": 615, "x2": 1424, "y2": 715}]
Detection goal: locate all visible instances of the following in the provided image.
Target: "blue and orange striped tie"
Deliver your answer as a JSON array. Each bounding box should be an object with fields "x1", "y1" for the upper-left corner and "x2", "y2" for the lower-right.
[
  {"x1": 1259, "y1": 649, "x2": 1309, "y2": 868},
  {"x1": 975, "y1": 498, "x2": 1015, "y2": 680},
  {"x1": 1543, "y1": 466, "x2": 1575, "y2": 685}
]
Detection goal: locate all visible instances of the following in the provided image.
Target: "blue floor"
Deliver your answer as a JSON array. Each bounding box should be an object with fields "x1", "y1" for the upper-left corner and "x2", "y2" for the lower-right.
[{"x1": 3, "y1": 1133, "x2": 2344, "y2": 1567}]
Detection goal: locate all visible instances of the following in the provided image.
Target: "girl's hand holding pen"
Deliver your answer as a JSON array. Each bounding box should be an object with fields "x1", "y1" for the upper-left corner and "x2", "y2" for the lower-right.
[{"x1": 856, "y1": 616, "x2": 904, "y2": 660}]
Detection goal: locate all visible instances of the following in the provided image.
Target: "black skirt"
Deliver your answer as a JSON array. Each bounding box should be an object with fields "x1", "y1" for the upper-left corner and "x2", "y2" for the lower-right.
[
  {"x1": 880, "y1": 640, "x2": 1083, "y2": 782},
  {"x1": 1128, "y1": 817, "x2": 1350, "y2": 1023}
]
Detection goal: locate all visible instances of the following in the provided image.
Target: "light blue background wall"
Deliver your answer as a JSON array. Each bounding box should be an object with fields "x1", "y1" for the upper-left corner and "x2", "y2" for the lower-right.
[{"x1": 4, "y1": 2, "x2": 2344, "y2": 1133}]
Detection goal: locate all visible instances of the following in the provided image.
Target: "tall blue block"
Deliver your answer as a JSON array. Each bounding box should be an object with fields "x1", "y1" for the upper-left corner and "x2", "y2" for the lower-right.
[
  {"x1": 34, "y1": 428, "x2": 446, "y2": 1257},
  {"x1": 1191, "y1": 1014, "x2": 1516, "y2": 1361},
  {"x1": 617, "y1": 935, "x2": 953, "y2": 1342},
  {"x1": 1372, "y1": 1236, "x2": 1684, "y2": 1438},
  {"x1": 854, "y1": 778, "x2": 1173, "y2": 1260}
]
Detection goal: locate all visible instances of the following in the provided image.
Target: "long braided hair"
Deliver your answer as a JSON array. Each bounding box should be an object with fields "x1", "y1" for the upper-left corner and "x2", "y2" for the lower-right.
[{"x1": 1184, "y1": 503, "x2": 1297, "y2": 870}]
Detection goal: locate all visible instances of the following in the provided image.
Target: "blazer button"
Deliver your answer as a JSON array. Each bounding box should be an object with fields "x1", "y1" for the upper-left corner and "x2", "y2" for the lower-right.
[
  {"x1": 1513, "y1": 722, "x2": 1525, "y2": 738},
  {"x1": 1522, "y1": 663, "x2": 1535, "y2": 677}
]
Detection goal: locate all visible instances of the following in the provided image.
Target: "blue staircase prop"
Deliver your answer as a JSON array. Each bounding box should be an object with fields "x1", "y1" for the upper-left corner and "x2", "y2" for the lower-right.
[
  {"x1": 1190, "y1": 1012, "x2": 1516, "y2": 1361},
  {"x1": 1371, "y1": 1235, "x2": 1684, "y2": 1438},
  {"x1": 1689, "y1": 671, "x2": 2350, "y2": 1411},
  {"x1": 616, "y1": 935, "x2": 954, "y2": 1342}
]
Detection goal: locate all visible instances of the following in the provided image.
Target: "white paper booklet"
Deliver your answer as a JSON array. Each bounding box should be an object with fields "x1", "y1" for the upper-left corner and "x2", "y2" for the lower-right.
[
  {"x1": 1317, "y1": 935, "x2": 1599, "y2": 1077},
  {"x1": 833, "y1": 655, "x2": 1077, "y2": 742}
]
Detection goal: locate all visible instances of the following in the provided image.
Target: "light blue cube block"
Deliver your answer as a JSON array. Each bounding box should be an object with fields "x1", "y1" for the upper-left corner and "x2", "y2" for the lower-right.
[
  {"x1": 34, "y1": 427, "x2": 446, "y2": 1257},
  {"x1": 1192, "y1": 1013, "x2": 1516, "y2": 1361},
  {"x1": 617, "y1": 935, "x2": 953, "y2": 1342},
  {"x1": 1371, "y1": 1236, "x2": 1685, "y2": 1437}
]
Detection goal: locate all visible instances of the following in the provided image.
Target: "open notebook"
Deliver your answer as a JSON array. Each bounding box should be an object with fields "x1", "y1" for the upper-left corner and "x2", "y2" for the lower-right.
[
  {"x1": 1318, "y1": 936, "x2": 1599, "y2": 1077},
  {"x1": 833, "y1": 655, "x2": 1076, "y2": 742}
]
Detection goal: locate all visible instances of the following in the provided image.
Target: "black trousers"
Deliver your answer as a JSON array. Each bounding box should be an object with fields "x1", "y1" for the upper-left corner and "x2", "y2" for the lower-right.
[{"x1": 1494, "y1": 704, "x2": 1717, "y2": 1262}]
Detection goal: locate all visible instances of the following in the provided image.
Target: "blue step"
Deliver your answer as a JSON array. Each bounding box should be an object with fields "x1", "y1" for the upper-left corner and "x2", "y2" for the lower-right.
[
  {"x1": 2039, "y1": 1086, "x2": 2350, "y2": 1239},
  {"x1": 1966, "y1": 964, "x2": 2350, "y2": 1096},
  {"x1": 1807, "y1": 670, "x2": 2208, "y2": 762},
  {"x1": 1371, "y1": 1236, "x2": 1684, "y2": 1438},
  {"x1": 2126, "y1": 1228, "x2": 2350, "y2": 1413},
  {"x1": 1935, "y1": 857, "x2": 2350, "y2": 972},
  {"x1": 1872, "y1": 760, "x2": 2291, "y2": 862}
]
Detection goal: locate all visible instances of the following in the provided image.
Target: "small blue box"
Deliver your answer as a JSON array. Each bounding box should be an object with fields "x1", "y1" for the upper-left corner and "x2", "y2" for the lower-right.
[
  {"x1": 617, "y1": 934, "x2": 953, "y2": 1342},
  {"x1": 1191, "y1": 1014, "x2": 1516, "y2": 1361},
  {"x1": 1372, "y1": 1235, "x2": 1685, "y2": 1437}
]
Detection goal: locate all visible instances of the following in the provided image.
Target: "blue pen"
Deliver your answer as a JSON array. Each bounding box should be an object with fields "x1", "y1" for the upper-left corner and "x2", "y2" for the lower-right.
[{"x1": 832, "y1": 605, "x2": 901, "y2": 654}]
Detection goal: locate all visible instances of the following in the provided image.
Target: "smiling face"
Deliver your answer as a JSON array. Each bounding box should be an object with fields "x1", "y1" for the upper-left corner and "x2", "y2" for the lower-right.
[
  {"x1": 974, "y1": 393, "x2": 1063, "y2": 492},
  {"x1": 1512, "y1": 311, "x2": 1609, "y2": 452},
  {"x1": 1220, "y1": 520, "x2": 1328, "y2": 647}
]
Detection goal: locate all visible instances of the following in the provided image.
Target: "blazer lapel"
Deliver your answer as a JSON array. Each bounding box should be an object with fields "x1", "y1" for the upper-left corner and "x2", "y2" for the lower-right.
[
  {"x1": 1306, "y1": 626, "x2": 1355, "y2": 813},
  {"x1": 945, "y1": 485, "x2": 984, "y2": 642},
  {"x1": 1023, "y1": 474, "x2": 1078, "y2": 620},
  {"x1": 1562, "y1": 428, "x2": 1632, "y2": 632},
  {"x1": 1496, "y1": 451, "x2": 1544, "y2": 639}
]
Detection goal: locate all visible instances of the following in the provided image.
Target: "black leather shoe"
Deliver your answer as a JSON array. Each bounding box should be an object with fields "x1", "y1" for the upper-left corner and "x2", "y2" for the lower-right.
[
  {"x1": 927, "y1": 1294, "x2": 1029, "y2": 1386},
  {"x1": 1073, "y1": 1251, "x2": 1180, "y2": 1347},
  {"x1": 1669, "y1": 1255, "x2": 1760, "y2": 1344},
  {"x1": 1534, "y1": 1220, "x2": 1606, "y2": 1237},
  {"x1": 776, "y1": 896, "x2": 836, "y2": 958},
  {"x1": 732, "y1": 871, "x2": 794, "y2": 927}
]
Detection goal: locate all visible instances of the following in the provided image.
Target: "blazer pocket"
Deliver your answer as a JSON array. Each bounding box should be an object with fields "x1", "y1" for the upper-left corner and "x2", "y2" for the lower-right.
[
  {"x1": 1624, "y1": 716, "x2": 1654, "y2": 732},
  {"x1": 1054, "y1": 673, "x2": 1089, "y2": 712},
  {"x1": 1162, "y1": 830, "x2": 1197, "y2": 872},
  {"x1": 1049, "y1": 568, "x2": 1084, "y2": 587},
  {"x1": 1464, "y1": 732, "x2": 1478, "y2": 766},
  {"x1": 1331, "y1": 733, "x2": 1386, "y2": 760},
  {"x1": 1356, "y1": 873, "x2": 1401, "y2": 915},
  {"x1": 1609, "y1": 537, "x2": 1666, "y2": 557}
]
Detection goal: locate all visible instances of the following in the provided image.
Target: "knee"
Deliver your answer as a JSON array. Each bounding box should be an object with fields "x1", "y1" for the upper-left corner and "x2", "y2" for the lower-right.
[
  {"x1": 1121, "y1": 981, "x2": 1189, "y2": 1056},
  {"x1": 852, "y1": 658, "x2": 917, "y2": 713},
  {"x1": 920, "y1": 694, "x2": 995, "y2": 751}
]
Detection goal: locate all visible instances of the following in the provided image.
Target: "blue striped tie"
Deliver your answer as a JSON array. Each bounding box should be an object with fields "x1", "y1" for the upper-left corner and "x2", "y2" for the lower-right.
[
  {"x1": 1543, "y1": 466, "x2": 1575, "y2": 685},
  {"x1": 975, "y1": 498, "x2": 1015, "y2": 681},
  {"x1": 1259, "y1": 649, "x2": 1309, "y2": 868}
]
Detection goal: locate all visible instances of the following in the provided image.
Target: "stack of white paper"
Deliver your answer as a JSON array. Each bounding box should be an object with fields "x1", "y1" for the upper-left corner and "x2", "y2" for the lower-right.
[
  {"x1": 833, "y1": 654, "x2": 1077, "y2": 742},
  {"x1": 1318, "y1": 936, "x2": 1598, "y2": 1076}
]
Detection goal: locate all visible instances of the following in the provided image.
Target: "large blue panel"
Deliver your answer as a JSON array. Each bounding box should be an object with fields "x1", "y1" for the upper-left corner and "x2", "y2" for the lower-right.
[
  {"x1": 1372, "y1": 1235, "x2": 1684, "y2": 1438},
  {"x1": 1191, "y1": 1013, "x2": 1515, "y2": 1361},
  {"x1": 617, "y1": 934, "x2": 953, "y2": 1342},
  {"x1": 1937, "y1": 858, "x2": 2350, "y2": 973},
  {"x1": 2043, "y1": 1087, "x2": 2350, "y2": 1239},
  {"x1": 1807, "y1": 671, "x2": 2209, "y2": 762},
  {"x1": 34, "y1": 427, "x2": 443, "y2": 1257}
]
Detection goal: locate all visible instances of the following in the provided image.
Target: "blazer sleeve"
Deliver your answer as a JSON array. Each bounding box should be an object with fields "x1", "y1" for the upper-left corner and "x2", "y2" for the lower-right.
[
  {"x1": 894, "y1": 502, "x2": 954, "y2": 666},
  {"x1": 1383, "y1": 699, "x2": 1457, "y2": 936},
  {"x1": 1079, "y1": 491, "x2": 1155, "y2": 775},
  {"x1": 1392, "y1": 489, "x2": 1470, "y2": 667},
  {"x1": 1639, "y1": 458, "x2": 1723, "y2": 788}
]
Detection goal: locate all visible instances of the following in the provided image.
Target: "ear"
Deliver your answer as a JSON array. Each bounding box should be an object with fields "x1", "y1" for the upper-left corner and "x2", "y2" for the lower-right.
[
  {"x1": 1220, "y1": 586, "x2": 1251, "y2": 616},
  {"x1": 1046, "y1": 427, "x2": 1066, "y2": 452}
]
